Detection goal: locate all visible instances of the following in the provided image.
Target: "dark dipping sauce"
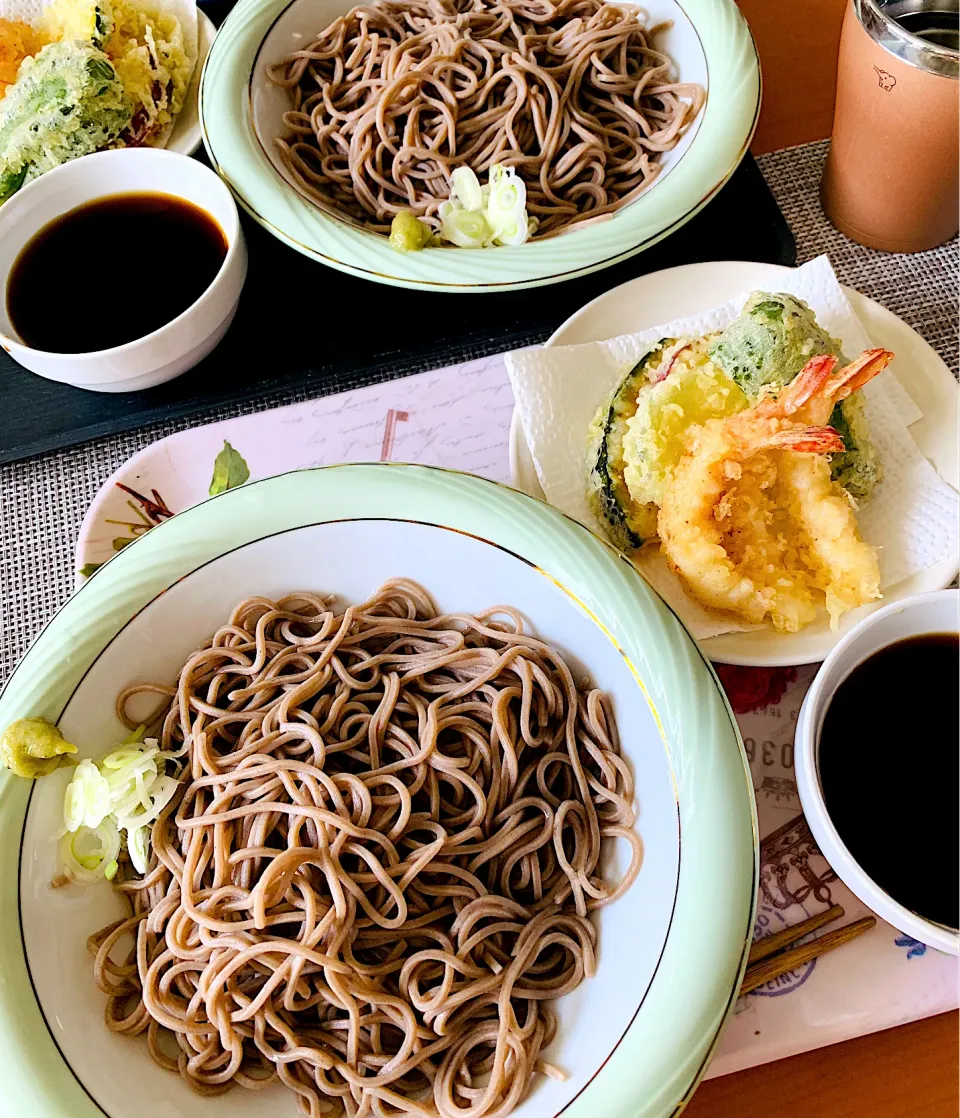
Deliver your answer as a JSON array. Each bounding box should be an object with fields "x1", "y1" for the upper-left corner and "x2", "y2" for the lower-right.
[
  {"x1": 819, "y1": 633, "x2": 959, "y2": 929},
  {"x1": 7, "y1": 192, "x2": 227, "y2": 354}
]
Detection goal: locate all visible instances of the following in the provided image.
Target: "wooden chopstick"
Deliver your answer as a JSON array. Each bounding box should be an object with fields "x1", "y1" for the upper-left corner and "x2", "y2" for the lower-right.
[
  {"x1": 747, "y1": 903, "x2": 846, "y2": 965},
  {"x1": 741, "y1": 915, "x2": 877, "y2": 995}
]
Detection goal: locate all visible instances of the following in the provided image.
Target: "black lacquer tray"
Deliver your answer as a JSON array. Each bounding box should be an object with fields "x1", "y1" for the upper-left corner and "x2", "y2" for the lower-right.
[{"x1": 0, "y1": 140, "x2": 794, "y2": 464}]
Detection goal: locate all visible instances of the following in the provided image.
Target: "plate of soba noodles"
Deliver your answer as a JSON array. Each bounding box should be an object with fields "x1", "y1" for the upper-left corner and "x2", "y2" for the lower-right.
[
  {"x1": 0, "y1": 464, "x2": 756, "y2": 1118},
  {"x1": 198, "y1": 0, "x2": 759, "y2": 291}
]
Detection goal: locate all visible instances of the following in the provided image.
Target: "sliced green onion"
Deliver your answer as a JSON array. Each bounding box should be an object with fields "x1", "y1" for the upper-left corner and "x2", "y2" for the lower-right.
[
  {"x1": 86, "y1": 780, "x2": 111, "y2": 828},
  {"x1": 156, "y1": 743, "x2": 188, "y2": 761},
  {"x1": 63, "y1": 778, "x2": 85, "y2": 833},
  {"x1": 114, "y1": 774, "x2": 178, "y2": 831},
  {"x1": 59, "y1": 728, "x2": 181, "y2": 884},
  {"x1": 440, "y1": 206, "x2": 492, "y2": 248},
  {"x1": 127, "y1": 826, "x2": 150, "y2": 875},
  {"x1": 65, "y1": 759, "x2": 111, "y2": 830},
  {"x1": 104, "y1": 751, "x2": 158, "y2": 793},
  {"x1": 102, "y1": 746, "x2": 152, "y2": 770},
  {"x1": 486, "y1": 165, "x2": 526, "y2": 227},
  {"x1": 490, "y1": 212, "x2": 530, "y2": 247},
  {"x1": 450, "y1": 166, "x2": 483, "y2": 213},
  {"x1": 437, "y1": 164, "x2": 531, "y2": 250},
  {"x1": 60, "y1": 819, "x2": 120, "y2": 883}
]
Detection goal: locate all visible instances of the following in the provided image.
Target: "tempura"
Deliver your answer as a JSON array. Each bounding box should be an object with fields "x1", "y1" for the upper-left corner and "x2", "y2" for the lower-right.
[{"x1": 657, "y1": 350, "x2": 893, "y2": 632}]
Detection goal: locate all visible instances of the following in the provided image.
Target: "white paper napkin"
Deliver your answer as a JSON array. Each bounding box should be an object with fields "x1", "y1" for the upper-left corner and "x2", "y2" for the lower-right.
[
  {"x1": 506, "y1": 256, "x2": 959, "y2": 638},
  {"x1": 0, "y1": 0, "x2": 44, "y2": 22}
]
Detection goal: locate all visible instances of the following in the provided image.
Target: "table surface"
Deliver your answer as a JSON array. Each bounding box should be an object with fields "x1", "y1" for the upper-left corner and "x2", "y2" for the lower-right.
[
  {"x1": 716, "y1": 6, "x2": 960, "y2": 1111},
  {"x1": 738, "y1": 0, "x2": 847, "y2": 154},
  {"x1": 1, "y1": 2, "x2": 958, "y2": 1114},
  {"x1": 688, "y1": 1011, "x2": 959, "y2": 1118}
]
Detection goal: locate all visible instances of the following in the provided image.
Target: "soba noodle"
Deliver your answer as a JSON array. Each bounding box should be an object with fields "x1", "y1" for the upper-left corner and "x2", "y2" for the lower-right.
[
  {"x1": 267, "y1": 0, "x2": 705, "y2": 237},
  {"x1": 91, "y1": 579, "x2": 641, "y2": 1118}
]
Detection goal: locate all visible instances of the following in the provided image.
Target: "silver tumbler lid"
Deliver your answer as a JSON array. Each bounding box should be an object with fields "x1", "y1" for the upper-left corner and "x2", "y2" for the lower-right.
[{"x1": 856, "y1": 0, "x2": 959, "y2": 76}]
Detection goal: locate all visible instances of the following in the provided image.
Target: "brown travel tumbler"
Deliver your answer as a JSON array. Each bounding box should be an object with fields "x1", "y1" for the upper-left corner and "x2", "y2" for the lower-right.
[{"x1": 821, "y1": 0, "x2": 959, "y2": 252}]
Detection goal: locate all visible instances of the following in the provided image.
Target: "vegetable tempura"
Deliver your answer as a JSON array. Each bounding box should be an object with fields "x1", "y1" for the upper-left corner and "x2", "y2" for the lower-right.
[
  {"x1": 0, "y1": 18, "x2": 46, "y2": 98},
  {"x1": 0, "y1": 0, "x2": 196, "y2": 202},
  {"x1": 0, "y1": 41, "x2": 131, "y2": 203}
]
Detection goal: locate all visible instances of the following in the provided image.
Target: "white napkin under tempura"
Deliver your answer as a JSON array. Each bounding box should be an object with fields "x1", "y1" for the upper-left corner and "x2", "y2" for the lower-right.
[{"x1": 506, "y1": 256, "x2": 960, "y2": 638}]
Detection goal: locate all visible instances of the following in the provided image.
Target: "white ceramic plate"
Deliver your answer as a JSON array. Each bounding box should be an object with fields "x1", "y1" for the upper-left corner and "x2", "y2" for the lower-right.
[
  {"x1": 509, "y1": 259, "x2": 960, "y2": 666},
  {"x1": 1, "y1": 465, "x2": 756, "y2": 1118},
  {"x1": 165, "y1": 10, "x2": 217, "y2": 157}
]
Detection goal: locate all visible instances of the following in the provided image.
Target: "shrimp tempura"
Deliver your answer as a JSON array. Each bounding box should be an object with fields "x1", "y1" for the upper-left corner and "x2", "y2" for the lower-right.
[{"x1": 658, "y1": 349, "x2": 892, "y2": 632}]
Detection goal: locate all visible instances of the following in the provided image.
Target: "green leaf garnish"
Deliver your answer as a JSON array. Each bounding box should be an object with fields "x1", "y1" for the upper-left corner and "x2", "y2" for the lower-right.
[
  {"x1": 78, "y1": 562, "x2": 103, "y2": 578},
  {"x1": 209, "y1": 441, "x2": 250, "y2": 497}
]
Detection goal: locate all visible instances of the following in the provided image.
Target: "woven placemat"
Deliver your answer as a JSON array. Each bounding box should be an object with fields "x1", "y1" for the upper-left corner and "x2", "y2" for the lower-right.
[
  {"x1": 759, "y1": 140, "x2": 958, "y2": 371},
  {"x1": 1, "y1": 139, "x2": 957, "y2": 684}
]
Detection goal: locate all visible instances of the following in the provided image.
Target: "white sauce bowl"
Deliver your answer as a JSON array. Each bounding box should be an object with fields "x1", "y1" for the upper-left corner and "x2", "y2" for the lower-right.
[
  {"x1": 0, "y1": 148, "x2": 246, "y2": 393},
  {"x1": 795, "y1": 589, "x2": 959, "y2": 954}
]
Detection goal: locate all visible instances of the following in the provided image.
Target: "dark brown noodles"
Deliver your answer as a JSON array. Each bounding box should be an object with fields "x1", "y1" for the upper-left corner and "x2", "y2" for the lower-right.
[
  {"x1": 91, "y1": 579, "x2": 641, "y2": 1118},
  {"x1": 267, "y1": 0, "x2": 704, "y2": 237}
]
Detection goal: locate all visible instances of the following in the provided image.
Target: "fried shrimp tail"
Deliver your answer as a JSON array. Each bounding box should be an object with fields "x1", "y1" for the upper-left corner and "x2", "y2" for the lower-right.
[
  {"x1": 753, "y1": 353, "x2": 840, "y2": 419},
  {"x1": 760, "y1": 427, "x2": 846, "y2": 455},
  {"x1": 786, "y1": 348, "x2": 895, "y2": 424},
  {"x1": 657, "y1": 348, "x2": 888, "y2": 633}
]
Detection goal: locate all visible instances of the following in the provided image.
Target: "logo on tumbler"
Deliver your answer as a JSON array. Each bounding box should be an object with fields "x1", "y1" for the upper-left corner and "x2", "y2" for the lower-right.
[{"x1": 873, "y1": 65, "x2": 897, "y2": 91}]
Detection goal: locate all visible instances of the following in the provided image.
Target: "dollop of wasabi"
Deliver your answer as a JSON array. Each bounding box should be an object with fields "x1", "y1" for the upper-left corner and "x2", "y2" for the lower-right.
[
  {"x1": 0, "y1": 718, "x2": 77, "y2": 779},
  {"x1": 389, "y1": 211, "x2": 433, "y2": 252}
]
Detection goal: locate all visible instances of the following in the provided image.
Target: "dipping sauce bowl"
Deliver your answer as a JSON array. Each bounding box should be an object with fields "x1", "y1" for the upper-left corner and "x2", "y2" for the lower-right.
[
  {"x1": 0, "y1": 148, "x2": 246, "y2": 393},
  {"x1": 795, "y1": 588, "x2": 959, "y2": 954}
]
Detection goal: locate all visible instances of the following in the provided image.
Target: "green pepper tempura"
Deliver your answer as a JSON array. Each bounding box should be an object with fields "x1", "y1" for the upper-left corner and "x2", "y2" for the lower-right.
[
  {"x1": 0, "y1": 717, "x2": 77, "y2": 778},
  {"x1": 0, "y1": 41, "x2": 132, "y2": 204},
  {"x1": 708, "y1": 292, "x2": 844, "y2": 398},
  {"x1": 709, "y1": 292, "x2": 882, "y2": 500}
]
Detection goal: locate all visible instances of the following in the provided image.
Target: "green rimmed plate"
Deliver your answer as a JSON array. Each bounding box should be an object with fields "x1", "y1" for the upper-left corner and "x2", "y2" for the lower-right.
[
  {"x1": 0, "y1": 464, "x2": 756, "y2": 1118},
  {"x1": 198, "y1": 0, "x2": 760, "y2": 292}
]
